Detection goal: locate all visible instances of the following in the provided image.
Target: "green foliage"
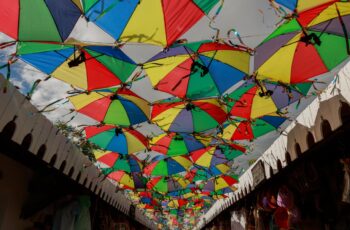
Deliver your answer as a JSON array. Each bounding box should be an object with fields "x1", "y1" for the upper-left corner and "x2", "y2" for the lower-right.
[{"x1": 55, "y1": 121, "x2": 97, "y2": 161}]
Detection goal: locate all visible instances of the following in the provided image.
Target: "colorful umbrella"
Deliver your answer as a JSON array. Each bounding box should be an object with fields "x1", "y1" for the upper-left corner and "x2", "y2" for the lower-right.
[
  {"x1": 143, "y1": 155, "x2": 193, "y2": 176},
  {"x1": 185, "y1": 164, "x2": 231, "y2": 182},
  {"x1": 221, "y1": 115, "x2": 287, "y2": 141},
  {"x1": 69, "y1": 87, "x2": 150, "y2": 126},
  {"x1": 190, "y1": 146, "x2": 231, "y2": 169},
  {"x1": 150, "y1": 132, "x2": 210, "y2": 157},
  {"x1": 95, "y1": 150, "x2": 143, "y2": 173},
  {"x1": 224, "y1": 81, "x2": 311, "y2": 119},
  {"x1": 255, "y1": 2, "x2": 350, "y2": 84},
  {"x1": 151, "y1": 98, "x2": 227, "y2": 133},
  {"x1": 85, "y1": 125, "x2": 148, "y2": 154},
  {"x1": 147, "y1": 176, "x2": 191, "y2": 194},
  {"x1": 272, "y1": 0, "x2": 337, "y2": 12},
  {"x1": 144, "y1": 41, "x2": 251, "y2": 99},
  {"x1": 84, "y1": 1, "x2": 220, "y2": 47},
  {"x1": 105, "y1": 171, "x2": 137, "y2": 190},
  {"x1": 17, "y1": 42, "x2": 137, "y2": 90},
  {"x1": 202, "y1": 175, "x2": 238, "y2": 192},
  {"x1": 0, "y1": 0, "x2": 81, "y2": 42}
]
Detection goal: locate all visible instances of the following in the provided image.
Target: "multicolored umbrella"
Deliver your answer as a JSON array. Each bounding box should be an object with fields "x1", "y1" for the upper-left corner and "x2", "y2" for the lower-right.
[
  {"x1": 17, "y1": 42, "x2": 137, "y2": 90},
  {"x1": 150, "y1": 132, "x2": 210, "y2": 157},
  {"x1": 105, "y1": 171, "x2": 137, "y2": 190},
  {"x1": 147, "y1": 176, "x2": 191, "y2": 194},
  {"x1": 144, "y1": 41, "x2": 251, "y2": 99},
  {"x1": 0, "y1": 0, "x2": 81, "y2": 42},
  {"x1": 272, "y1": 0, "x2": 337, "y2": 12},
  {"x1": 151, "y1": 98, "x2": 227, "y2": 133},
  {"x1": 221, "y1": 115, "x2": 287, "y2": 141},
  {"x1": 190, "y1": 146, "x2": 231, "y2": 169},
  {"x1": 85, "y1": 125, "x2": 148, "y2": 154},
  {"x1": 84, "y1": 1, "x2": 220, "y2": 47},
  {"x1": 224, "y1": 81, "x2": 311, "y2": 119},
  {"x1": 69, "y1": 87, "x2": 150, "y2": 126},
  {"x1": 95, "y1": 150, "x2": 143, "y2": 173},
  {"x1": 255, "y1": 2, "x2": 350, "y2": 84},
  {"x1": 185, "y1": 164, "x2": 231, "y2": 182},
  {"x1": 143, "y1": 155, "x2": 193, "y2": 176},
  {"x1": 202, "y1": 175, "x2": 239, "y2": 192}
]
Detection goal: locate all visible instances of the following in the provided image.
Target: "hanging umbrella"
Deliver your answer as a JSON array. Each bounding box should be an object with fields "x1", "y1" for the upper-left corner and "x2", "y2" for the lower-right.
[
  {"x1": 254, "y1": 2, "x2": 350, "y2": 84},
  {"x1": 104, "y1": 171, "x2": 137, "y2": 190},
  {"x1": 221, "y1": 115, "x2": 287, "y2": 141},
  {"x1": 17, "y1": 42, "x2": 137, "y2": 90},
  {"x1": 185, "y1": 164, "x2": 231, "y2": 182},
  {"x1": 144, "y1": 40, "x2": 251, "y2": 99},
  {"x1": 143, "y1": 155, "x2": 193, "y2": 176},
  {"x1": 83, "y1": 0, "x2": 220, "y2": 47},
  {"x1": 217, "y1": 143, "x2": 247, "y2": 161},
  {"x1": 202, "y1": 175, "x2": 239, "y2": 192},
  {"x1": 151, "y1": 98, "x2": 227, "y2": 133},
  {"x1": 190, "y1": 146, "x2": 231, "y2": 169},
  {"x1": 147, "y1": 176, "x2": 191, "y2": 194},
  {"x1": 223, "y1": 81, "x2": 311, "y2": 119},
  {"x1": 85, "y1": 125, "x2": 148, "y2": 154},
  {"x1": 0, "y1": 0, "x2": 81, "y2": 42},
  {"x1": 69, "y1": 87, "x2": 150, "y2": 126},
  {"x1": 150, "y1": 132, "x2": 210, "y2": 157},
  {"x1": 272, "y1": 0, "x2": 337, "y2": 13},
  {"x1": 94, "y1": 150, "x2": 143, "y2": 173}
]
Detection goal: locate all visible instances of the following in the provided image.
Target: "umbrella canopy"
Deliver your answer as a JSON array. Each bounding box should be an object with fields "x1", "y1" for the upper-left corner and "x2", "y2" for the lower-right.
[
  {"x1": 147, "y1": 176, "x2": 191, "y2": 194},
  {"x1": 144, "y1": 41, "x2": 251, "y2": 99},
  {"x1": 85, "y1": 125, "x2": 148, "y2": 154},
  {"x1": 95, "y1": 150, "x2": 143, "y2": 173},
  {"x1": 84, "y1": 0, "x2": 219, "y2": 47},
  {"x1": 69, "y1": 87, "x2": 150, "y2": 126},
  {"x1": 104, "y1": 171, "x2": 138, "y2": 190},
  {"x1": 223, "y1": 81, "x2": 311, "y2": 119},
  {"x1": 185, "y1": 164, "x2": 231, "y2": 182},
  {"x1": 151, "y1": 98, "x2": 227, "y2": 133},
  {"x1": 273, "y1": 0, "x2": 337, "y2": 12},
  {"x1": 202, "y1": 175, "x2": 238, "y2": 192},
  {"x1": 17, "y1": 42, "x2": 137, "y2": 90},
  {"x1": 0, "y1": 0, "x2": 81, "y2": 42},
  {"x1": 255, "y1": 2, "x2": 350, "y2": 84},
  {"x1": 150, "y1": 132, "x2": 210, "y2": 157},
  {"x1": 221, "y1": 115, "x2": 287, "y2": 141},
  {"x1": 190, "y1": 146, "x2": 231, "y2": 169},
  {"x1": 143, "y1": 155, "x2": 193, "y2": 176}
]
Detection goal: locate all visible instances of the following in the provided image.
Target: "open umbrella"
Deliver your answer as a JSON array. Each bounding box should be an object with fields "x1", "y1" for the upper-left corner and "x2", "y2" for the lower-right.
[
  {"x1": 144, "y1": 41, "x2": 251, "y2": 99},
  {"x1": 84, "y1": 0, "x2": 220, "y2": 47},
  {"x1": 94, "y1": 150, "x2": 143, "y2": 173},
  {"x1": 69, "y1": 87, "x2": 150, "y2": 126},
  {"x1": 17, "y1": 42, "x2": 137, "y2": 90},
  {"x1": 85, "y1": 125, "x2": 148, "y2": 154},
  {"x1": 255, "y1": 2, "x2": 350, "y2": 84},
  {"x1": 272, "y1": 0, "x2": 337, "y2": 13},
  {"x1": 224, "y1": 81, "x2": 311, "y2": 119},
  {"x1": 202, "y1": 175, "x2": 239, "y2": 192},
  {"x1": 0, "y1": 0, "x2": 81, "y2": 42},
  {"x1": 221, "y1": 115, "x2": 287, "y2": 141},
  {"x1": 150, "y1": 132, "x2": 210, "y2": 157},
  {"x1": 147, "y1": 176, "x2": 191, "y2": 194},
  {"x1": 151, "y1": 98, "x2": 227, "y2": 133},
  {"x1": 104, "y1": 171, "x2": 137, "y2": 190},
  {"x1": 185, "y1": 164, "x2": 231, "y2": 182},
  {"x1": 143, "y1": 155, "x2": 193, "y2": 176},
  {"x1": 190, "y1": 146, "x2": 231, "y2": 169}
]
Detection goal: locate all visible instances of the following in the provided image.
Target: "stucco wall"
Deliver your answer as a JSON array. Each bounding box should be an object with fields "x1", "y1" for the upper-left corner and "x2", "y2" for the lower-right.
[{"x1": 0, "y1": 154, "x2": 33, "y2": 230}]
